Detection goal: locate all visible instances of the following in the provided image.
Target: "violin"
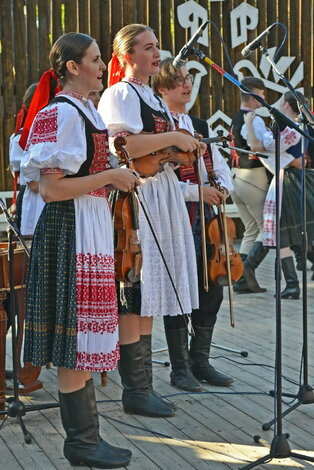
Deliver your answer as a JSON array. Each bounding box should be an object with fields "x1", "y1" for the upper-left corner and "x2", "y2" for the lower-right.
[
  {"x1": 206, "y1": 172, "x2": 243, "y2": 327},
  {"x1": 113, "y1": 138, "x2": 142, "y2": 283},
  {"x1": 125, "y1": 129, "x2": 196, "y2": 177},
  {"x1": 206, "y1": 209, "x2": 243, "y2": 285}
]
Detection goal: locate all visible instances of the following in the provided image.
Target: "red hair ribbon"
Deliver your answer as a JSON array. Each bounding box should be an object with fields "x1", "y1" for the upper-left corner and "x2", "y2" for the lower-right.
[
  {"x1": 19, "y1": 68, "x2": 61, "y2": 149},
  {"x1": 14, "y1": 104, "x2": 28, "y2": 135},
  {"x1": 107, "y1": 53, "x2": 125, "y2": 87}
]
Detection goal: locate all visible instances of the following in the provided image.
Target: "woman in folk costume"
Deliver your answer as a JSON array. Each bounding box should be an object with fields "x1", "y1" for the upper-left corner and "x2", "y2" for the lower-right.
[
  {"x1": 244, "y1": 90, "x2": 314, "y2": 299},
  {"x1": 98, "y1": 24, "x2": 201, "y2": 418},
  {"x1": 21, "y1": 32, "x2": 139, "y2": 468},
  {"x1": 9, "y1": 83, "x2": 43, "y2": 233}
]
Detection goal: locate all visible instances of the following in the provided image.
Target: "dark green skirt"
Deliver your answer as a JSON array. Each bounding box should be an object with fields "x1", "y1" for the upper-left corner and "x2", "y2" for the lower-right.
[{"x1": 24, "y1": 200, "x2": 78, "y2": 368}]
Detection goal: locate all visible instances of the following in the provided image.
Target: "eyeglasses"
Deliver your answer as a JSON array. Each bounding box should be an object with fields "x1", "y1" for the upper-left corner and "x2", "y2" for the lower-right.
[{"x1": 174, "y1": 73, "x2": 194, "y2": 86}]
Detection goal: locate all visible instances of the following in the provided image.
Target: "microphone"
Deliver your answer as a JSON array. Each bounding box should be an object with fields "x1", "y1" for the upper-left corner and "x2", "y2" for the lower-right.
[
  {"x1": 173, "y1": 20, "x2": 209, "y2": 68},
  {"x1": 241, "y1": 23, "x2": 276, "y2": 57}
]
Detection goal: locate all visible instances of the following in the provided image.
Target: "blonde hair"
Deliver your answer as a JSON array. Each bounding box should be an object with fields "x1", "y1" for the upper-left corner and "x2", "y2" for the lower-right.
[{"x1": 113, "y1": 24, "x2": 153, "y2": 68}]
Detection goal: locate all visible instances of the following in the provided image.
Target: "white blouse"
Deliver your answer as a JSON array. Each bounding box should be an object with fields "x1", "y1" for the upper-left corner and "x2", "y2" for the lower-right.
[
  {"x1": 21, "y1": 93, "x2": 106, "y2": 181},
  {"x1": 98, "y1": 79, "x2": 174, "y2": 152}
]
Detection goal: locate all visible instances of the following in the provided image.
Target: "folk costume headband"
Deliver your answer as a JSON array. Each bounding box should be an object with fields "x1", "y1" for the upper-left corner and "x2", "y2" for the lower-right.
[{"x1": 19, "y1": 68, "x2": 61, "y2": 149}]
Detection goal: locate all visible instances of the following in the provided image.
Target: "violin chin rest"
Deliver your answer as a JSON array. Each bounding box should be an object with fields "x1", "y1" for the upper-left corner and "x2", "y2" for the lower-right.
[{"x1": 127, "y1": 268, "x2": 141, "y2": 284}]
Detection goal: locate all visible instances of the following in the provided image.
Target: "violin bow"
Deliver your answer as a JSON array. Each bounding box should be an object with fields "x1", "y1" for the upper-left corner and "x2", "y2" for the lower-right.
[
  {"x1": 221, "y1": 199, "x2": 235, "y2": 328},
  {"x1": 193, "y1": 146, "x2": 209, "y2": 292}
]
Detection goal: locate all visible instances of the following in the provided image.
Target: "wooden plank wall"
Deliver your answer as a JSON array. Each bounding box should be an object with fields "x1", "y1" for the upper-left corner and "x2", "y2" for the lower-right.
[{"x1": 0, "y1": 0, "x2": 313, "y2": 190}]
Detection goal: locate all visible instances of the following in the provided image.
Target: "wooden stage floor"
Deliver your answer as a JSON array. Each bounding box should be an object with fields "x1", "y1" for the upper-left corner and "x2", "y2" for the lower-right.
[{"x1": 1, "y1": 249, "x2": 314, "y2": 469}]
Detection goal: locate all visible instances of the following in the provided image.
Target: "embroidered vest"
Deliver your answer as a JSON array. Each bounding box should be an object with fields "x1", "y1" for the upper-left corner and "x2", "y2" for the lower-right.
[{"x1": 50, "y1": 96, "x2": 111, "y2": 180}]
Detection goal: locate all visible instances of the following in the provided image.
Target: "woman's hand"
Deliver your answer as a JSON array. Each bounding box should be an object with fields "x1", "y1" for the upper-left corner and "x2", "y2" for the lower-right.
[
  {"x1": 173, "y1": 131, "x2": 204, "y2": 153},
  {"x1": 244, "y1": 111, "x2": 256, "y2": 125},
  {"x1": 108, "y1": 168, "x2": 140, "y2": 192}
]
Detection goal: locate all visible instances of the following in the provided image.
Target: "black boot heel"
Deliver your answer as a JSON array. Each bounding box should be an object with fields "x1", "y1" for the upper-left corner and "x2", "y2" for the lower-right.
[{"x1": 281, "y1": 285, "x2": 300, "y2": 299}]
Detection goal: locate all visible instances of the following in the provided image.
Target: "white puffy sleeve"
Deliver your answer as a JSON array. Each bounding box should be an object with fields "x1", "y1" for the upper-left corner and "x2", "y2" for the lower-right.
[
  {"x1": 21, "y1": 102, "x2": 87, "y2": 182},
  {"x1": 9, "y1": 133, "x2": 24, "y2": 172},
  {"x1": 98, "y1": 83, "x2": 143, "y2": 138},
  {"x1": 241, "y1": 115, "x2": 268, "y2": 141}
]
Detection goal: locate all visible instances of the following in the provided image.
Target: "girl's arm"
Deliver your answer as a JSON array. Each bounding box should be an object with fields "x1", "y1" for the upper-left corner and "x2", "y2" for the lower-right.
[
  {"x1": 40, "y1": 168, "x2": 140, "y2": 202},
  {"x1": 125, "y1": 131, "x2": 203, "y2": 158}
]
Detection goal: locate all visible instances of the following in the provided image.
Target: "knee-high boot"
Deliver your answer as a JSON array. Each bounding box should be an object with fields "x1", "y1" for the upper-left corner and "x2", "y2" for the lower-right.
[
  {"x1": 85, "y1": 379, "x2": 131, "y2": 457},
  {"x1": 140, "y1": 335, "x2": 176, "y2": 409},
  {"x1": 243, "y1": 241, "x2": 268, "y2": 293},
  {"x1": 189, "y1": 325, "x2": 234, "y2": 386},
  {"x1": 281, "y1": 256, "x2": 300, "y2": 299},
  {"x1": 58, "y1": 382, "x2": 131, "y2": 468},
  {"x1": 164, "y1": 327, "x2": 202, "y2": 392},
  {"x1": 233, "y1": 254, "x2": 252, "y2": 293},
  {"x1": 118, "y1": 341, "x2": 175, "y2": 417}
]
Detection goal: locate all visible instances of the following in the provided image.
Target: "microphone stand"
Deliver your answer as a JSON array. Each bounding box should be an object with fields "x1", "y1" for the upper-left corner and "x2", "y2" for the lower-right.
[
  {"x1": 0, "y1": 199, "x2": 59, "y2": 444},
  {"x1": 256, "y1": 46, "x2": 314, "y2": 432},
  {"x1": 188, "y1": 47, "x2": 314, "y2": 468}
]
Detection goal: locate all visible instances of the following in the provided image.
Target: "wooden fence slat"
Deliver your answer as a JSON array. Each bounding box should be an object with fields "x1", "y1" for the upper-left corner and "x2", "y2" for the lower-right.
[
  {"x1": 52, "y1": 0, "x2": 64, "y2": 42},
  {"x1": 13, "y1": 0, "x2": 27, "y2": 110},
  {"x1": 90, "y1": 0, "x2": 100, "y2": 43},
  {"x1": 65, "y1": 0, "x2": 78, "y2": 32},
  {"x1": 78, "y1": 0, "x2": 90, "y2": 34},
  {"x1": 1, "y1": 0, "x2": 15, "y2": 190},
  {"x1": 26, "y1": 0, "x2": 39, "y2": 87},
  {"x1": 38, "y1": 0, "x2": 52, "y2": 75},
  {"x1": 159, "y1": 0, "x2": 172, "y2": 52}
]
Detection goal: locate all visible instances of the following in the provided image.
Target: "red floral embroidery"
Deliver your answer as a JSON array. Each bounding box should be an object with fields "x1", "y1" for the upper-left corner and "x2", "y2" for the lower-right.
[
  {"x1": 152, "y1": 114, "x2": 171, "y2": 134},
  {"x1": 25, "y1": 108, "x2": 58, "y2": 150},
  {"x1": 281, "y1": 127, "x2": 298, "y2": 146},
  {"x1": 76, "y1": 253, "x2": 118, "y2": 335},
  {"x1": 88, "y1": 188, "x2": 108, "y2": 198},
  {"x1": 56, "y1": 90, "x2": 87, "y2": 103},
  {"x1": 40, "y1": 167, "x2": 63, "y2": 175},
  {"x1": 90, "y1": 132, "x2": 111, "y2": 174},
  {"x1": 76, "y1": 344, "x2": 120, "y2": 371}
]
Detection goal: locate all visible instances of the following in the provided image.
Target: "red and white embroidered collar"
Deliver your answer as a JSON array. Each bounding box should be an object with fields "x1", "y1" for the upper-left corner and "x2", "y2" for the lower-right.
[
  {"x1": 126, "y1": 77, "x2": 145, "y2": 87},
  {"x1": 56, "y1": 90, "x2": 88, "y2": 105}
]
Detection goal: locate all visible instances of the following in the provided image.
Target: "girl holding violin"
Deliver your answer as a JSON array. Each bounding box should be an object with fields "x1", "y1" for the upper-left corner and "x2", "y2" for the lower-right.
[
  {"x1": 152, "y1": 58, "x2": 234, "y2": 391},
  {"x1": 21, "y1": 32, "x2": 137, "y2": 468},
  {"x1": 98, "y1": 24, "x2": 202, "y2": 418}
]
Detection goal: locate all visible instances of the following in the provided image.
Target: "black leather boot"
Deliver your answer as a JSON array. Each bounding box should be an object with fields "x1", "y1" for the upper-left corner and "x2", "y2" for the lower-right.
[
  {"x1": 58, "y1": 383, "x2": 131, "y2": 468},
  {"x1": 164, "y1": 327, "x2": 202, "y2": 392},
  {"x1": 189, "y1": 325, "x2": 234, "y2": 386},
  {"x1": 118, "y1": 341, "x2": 175, "y2": 417},
  {"x1": 281, "y1": 256, "x2": 300, "y2": 299},
  {"x1": 233, "y1": 254, "x2": 253, "y2": 294},
  {"x1": 140, "y1": 335, "x2": 176, "y2": 410},
  {"x1": 243, "y1": 242, "x2": 268, "y2": 293},
  {"x1": 86, "y1": 378, "x2": 132, "y2": 457}
]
